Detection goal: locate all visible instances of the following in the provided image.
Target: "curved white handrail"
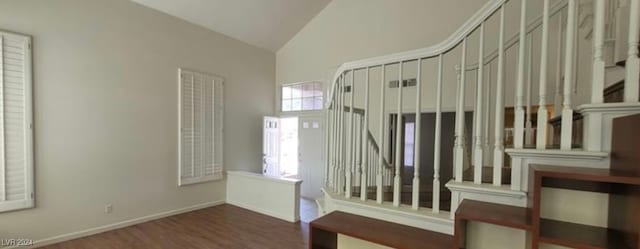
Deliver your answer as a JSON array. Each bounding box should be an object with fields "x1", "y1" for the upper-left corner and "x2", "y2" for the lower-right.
[
  {"x1": 464, "y1": 0, "x2": 568, "y2": 71},
  {"x1": 326, "y1": 0, "x2": 507, "y2": 108}
]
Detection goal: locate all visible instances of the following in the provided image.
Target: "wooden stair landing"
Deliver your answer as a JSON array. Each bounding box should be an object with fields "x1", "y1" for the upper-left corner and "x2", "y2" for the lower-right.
[{"x1": 310, "y1": 211, "x2": 453, "y2": 249}]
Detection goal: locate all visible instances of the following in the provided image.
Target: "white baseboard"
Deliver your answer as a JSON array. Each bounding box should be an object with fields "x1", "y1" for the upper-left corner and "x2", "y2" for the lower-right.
[
  {"x1": 226, "y1": 200, "x2": 299, "y2": 223},
  {"x1": 17, "y1": 200, "x2": 225, "y2": 249}
]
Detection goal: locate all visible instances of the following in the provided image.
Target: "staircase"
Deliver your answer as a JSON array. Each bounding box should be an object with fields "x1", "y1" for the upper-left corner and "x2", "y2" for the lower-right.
[{"x1": 320, "y1": 0, "x2": 640, "y2": 243}]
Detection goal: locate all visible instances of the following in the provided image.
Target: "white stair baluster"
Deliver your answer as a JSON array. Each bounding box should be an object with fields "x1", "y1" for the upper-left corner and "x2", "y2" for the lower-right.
[
  {"x1": 412, "y1": 59, "x2": 422, "y2": 210},
  {"x1": 361, "y1": 68, "x2": 370, "y2": 201},
  {"x1": 473, "y1": 23, "x2": 485, "y2": 185},
  {"x1": 625, "y1": 0, "x2": 640, "y2": 102},
  {"x1": 561, "y1": 0, "x2": 576, "y2": 150},
  {"x1": 592, "y1": 0, "x2": 606, "y2": 104},
  {"x1": 514, "y1": 0, "x2": 528, "y2": 149},
  {"x1": 393, "y1": 62, "x2": 404, "y2": 207},
  {"x1": 493, "y1": 6, "x2": 506, "y2": 186},
  {"x1": 454, "y1": 39, "x2": 467, "y2": 183},
  {"x1": 346, "y1": 71, "x2": 355, "y2": 198},
  {"x1": 433, "y1": 54, "x2": 443, "y2": 213},
  {"x1": 525, "y1": 34, "x2": 533, "y2": 146},
  {"x1": 537, "y1": 0, "x2": 550, "y2": 150},
  {"x1": 377, "y1": 65, "x2": 386, "y2": 204}
]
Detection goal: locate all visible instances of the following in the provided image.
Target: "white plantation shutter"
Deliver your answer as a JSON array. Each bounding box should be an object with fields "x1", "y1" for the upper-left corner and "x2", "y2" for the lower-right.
[
  {"x1": 179, "y1": 69, "x2": 223, "y2": 185},
  {"x1": 0, "y1": 30, "x2": 34, "y2": 212}
]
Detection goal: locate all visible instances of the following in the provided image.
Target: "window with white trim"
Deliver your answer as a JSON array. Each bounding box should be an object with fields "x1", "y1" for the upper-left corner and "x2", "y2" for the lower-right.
[
  {"x1": 179, "y1": 69, "x2": 224, "y2": 185},
  {"x1": 281, "y1": 82, "x2": 323, "y2": 112},
  {"x1": 0, "y1": 30, "x2": 35, "y2": 213}
]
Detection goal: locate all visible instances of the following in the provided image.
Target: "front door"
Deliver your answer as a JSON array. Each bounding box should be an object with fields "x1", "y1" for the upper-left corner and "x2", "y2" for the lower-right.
[{"x1": 263, "y1": 116, "x2": 280, "y2": 177}]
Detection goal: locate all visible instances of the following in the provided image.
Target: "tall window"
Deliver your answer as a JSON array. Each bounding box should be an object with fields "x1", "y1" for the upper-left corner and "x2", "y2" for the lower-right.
[
  {"x1": 281, "y1": 82, "x2": 323, "y2": 112},
  {"x1": 0, "y1": 31, "x2": 35, "y2": 213},
  {"x1": 179, "y1": 69, "x2": 224, "y2": 186}
]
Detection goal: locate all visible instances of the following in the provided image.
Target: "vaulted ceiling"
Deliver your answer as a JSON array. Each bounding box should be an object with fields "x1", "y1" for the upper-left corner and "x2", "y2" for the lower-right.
[{"x1": 131, "y1": 0, "x2": 331, "y2": 52}]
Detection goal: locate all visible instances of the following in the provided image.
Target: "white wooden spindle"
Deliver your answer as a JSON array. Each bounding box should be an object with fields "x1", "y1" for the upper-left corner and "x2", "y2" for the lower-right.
[
  {"x1": 432, "y1": 54, "x2": 443, "y2": 213},
  {"x1": 537, "y1": 0, "x2": 550, "y2": 150},
  {"x1": 591, "y1": 0, "x2": 606, "y2": 104},
  {"x1": 412, "y1": 59, "x2": 422, "y2": 210},
  {"x1": 324, "y1": 103, "x2": 331, "y2": 187},
  {"x1": 525, "y1": 34, "x2": 534, "y2": 146},
  {"x1": 361, "y1": 68, "x2": 370, "y2": 201},
  {"x1": 514, "y1": 0, "x2": 527, "y2": 149},
  {"x1": 454, "y1": 38, "x2": 467, "y2": 183},
  {"x1": 561, "y1": 0, "x2": 576, "y2": 150},
  {"x1": 493, "y1": 6, "x2": 506, "y2": 186},
  {"x1": 473, "y1": 23, "x2": 485, "y2": 185},
  {"x1": 625, "y1": 0, "x2": 640, "y2": 102},
  {"x1": 332, "y1": 79, "x2": 339, "y2": 191},
  {"x1": 346, "y1": 71, "x2": 355, "y2": 198},
  {"x1": 393, "y1": 62, "x2": 404, "y2": 207},
  {"x1": 554, "y1": 11, "x2": 564, "y2": 116},
  {"x1": 337, "y1": 76, "x2": 345, "y2": 192},
  {"x1": 377, "y1": 65, "x2": 386, "y2": 204}
]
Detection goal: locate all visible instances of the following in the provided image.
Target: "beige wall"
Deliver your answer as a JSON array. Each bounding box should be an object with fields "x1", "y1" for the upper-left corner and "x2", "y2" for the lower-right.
[{"x1": 0, "y1": 0, "x2": 274, "y2": 243}]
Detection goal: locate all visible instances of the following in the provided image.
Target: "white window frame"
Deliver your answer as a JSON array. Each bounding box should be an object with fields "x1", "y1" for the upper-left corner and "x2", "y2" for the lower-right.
[
  {"x1": 280, "y1": 81, "x2": 324, "y2": 113},
  {"x1": 178, "y1": 68, "x2": 224, "y2": 186},
  {"x1": 0, "y1": 30, "x2": 35, "y2": 213}
]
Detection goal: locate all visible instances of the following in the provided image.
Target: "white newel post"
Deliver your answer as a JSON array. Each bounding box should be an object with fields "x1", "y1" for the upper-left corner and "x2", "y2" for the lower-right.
[
  {"x1": 536, "y1": 0, "x2": 550, "y2": 150},
  {"x1": 377, "y1": 65, "x2": 386, "y2": 204},
  {"x1": 346, "y1": 71, "x2": 355, "y2": 198},
  {"x1": 514, "y1": 0, "x2": 527, "y2": 149},
  {"x1": 454, "y1": 39, "x2": 467, "y2": 183},
  {"x1": 412, "y1": 59, "x2": 422, "y2": 210},
  {"x1": 493, "y1": 6, "x2": 506, "y2": 186},
  {"x1": 473, "y1": 23, "x2": 485, "y2": 184},
  {"x1": 561, "y1": 0, "x2": 576, "y2": 150},
  {"x1": 393, "y1": 62, "x2": 404, "y2": 207},
  {"x1": 433, "y1": 55, "x2": 443, "y2": 213},
  {"x1": 583, "y1": 0, "x2": 607, "y2": 152},
  {"x1": 625, "y1": 0, "x2": 640, "y2": 102},
  {"x1": 361, "y1": 68, "x2": 370, "y2": 201}
]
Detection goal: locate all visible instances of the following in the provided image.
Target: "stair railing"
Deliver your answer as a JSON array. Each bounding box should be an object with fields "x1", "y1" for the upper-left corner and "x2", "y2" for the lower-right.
[{"x1": 324, "y1": 0, "x2": 640, "y2": 216}]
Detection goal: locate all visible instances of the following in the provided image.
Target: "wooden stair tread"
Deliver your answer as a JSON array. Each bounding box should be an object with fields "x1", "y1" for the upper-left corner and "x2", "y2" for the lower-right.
[
  {"x1": 456, "y1": 200, "x2": 531, "y2": 230},
  {"x1": 311, "y1": 211, "x2": 453, "y2": 249},
  {"x1": 539, "y1": 219, "x2": 632, "y2": 249},
  {"x1": 531, "y1": 164, "x2": 640, "y2": 185}
]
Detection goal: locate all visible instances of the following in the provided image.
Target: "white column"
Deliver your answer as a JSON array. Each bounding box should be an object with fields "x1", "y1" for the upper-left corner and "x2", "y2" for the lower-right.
[
  {"x1": 360, "y1": 68, "x2": 370, "y2": 201},
  {"x1": 346, "y1": 71, "x2": 355, "y2": 198},
  {"x1": 473, "y1": 23, "x2": 485, "y2": 185},
  {"x1": 454, "y1": 39, "x2": 467, "y2": 183},
  {"x1": 537, "y1": 0, "x2": 550, "y2": 150},
  {"x1": 393, "y1": 62, "x2": 404, "y2": 207},
  {"x1": 412, "y1": 59, "x2": 422, "y2": 210},
  {"x1": 432, "y1": 54, "x2": 444, "y2": 213},
  {"x1": 591, "y1": 0, "x2": 606, "y2": 104},
  {"x1": 514, "y1": 0, "x2": 528, "y2": 149},
  {"x1": 561, "y1": 0, "x2": 576, "y2": 150},
  {"x1": 625, "y1": 0, "x2": 640, "y2": 102},
  {"x1": 493, "y1": 6, "x2": 506, "y2": 186},
  {"x1": 376, "y1": 65, "x2": 386, "y2": 204}
]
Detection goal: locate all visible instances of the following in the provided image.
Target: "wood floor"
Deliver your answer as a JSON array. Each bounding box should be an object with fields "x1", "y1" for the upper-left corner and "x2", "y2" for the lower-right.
[{"x1": 40, "y1": 205, "x2": 308, "y2": 249}]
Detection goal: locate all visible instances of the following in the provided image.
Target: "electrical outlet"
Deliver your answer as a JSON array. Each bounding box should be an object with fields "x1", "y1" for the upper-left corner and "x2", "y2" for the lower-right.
[{"x1": 105, "y1": 204, "x2": 113, "y2": 214}]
